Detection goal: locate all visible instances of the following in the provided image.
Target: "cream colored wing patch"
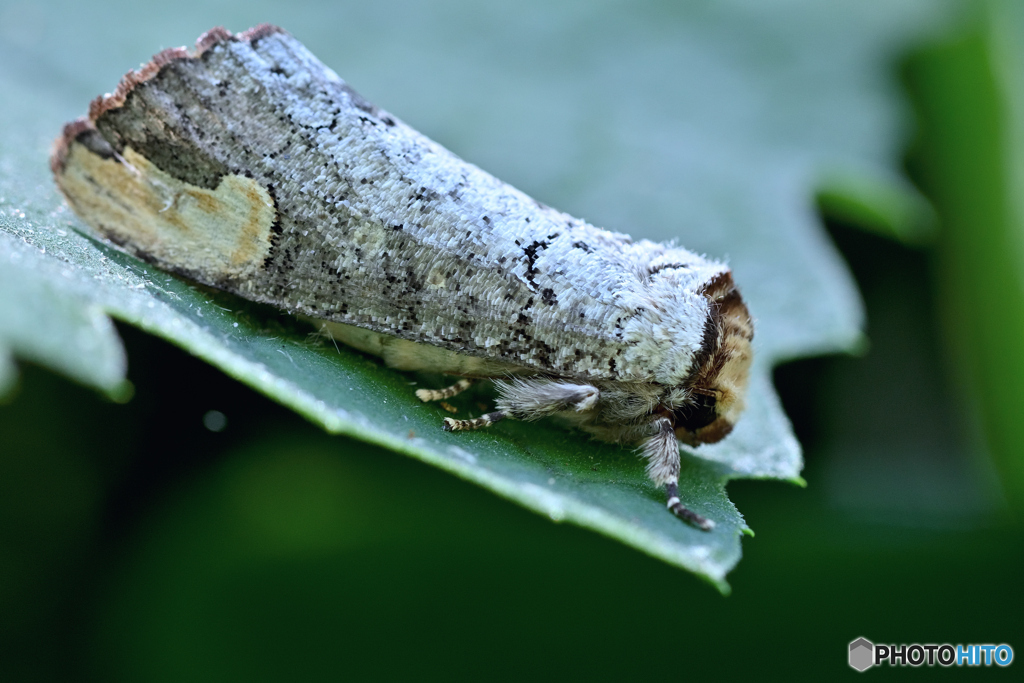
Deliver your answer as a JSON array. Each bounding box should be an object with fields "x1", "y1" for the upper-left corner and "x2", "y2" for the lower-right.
[{"x1": 57, "y1": 143, "x2": 276, "y2": 281}]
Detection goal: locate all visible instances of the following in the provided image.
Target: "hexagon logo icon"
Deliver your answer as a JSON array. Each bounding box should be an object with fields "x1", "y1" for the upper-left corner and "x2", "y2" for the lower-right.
[{"x1": 849, "y1": 637, "x2": 874, "y2": 671}]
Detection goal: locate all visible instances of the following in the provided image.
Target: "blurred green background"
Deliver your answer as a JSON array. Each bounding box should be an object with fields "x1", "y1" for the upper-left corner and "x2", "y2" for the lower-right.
[{"x1": 2, "y1": 0, "x2": 1024, "y2": 680}]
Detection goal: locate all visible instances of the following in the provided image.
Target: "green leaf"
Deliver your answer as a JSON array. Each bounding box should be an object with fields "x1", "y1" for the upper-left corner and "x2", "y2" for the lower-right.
[
  {"x1": 0, "y1": 0, "x2": 957, "y2": 590},
  {"x1": 0, "y1": 231, "x2": 126, "y2": 397},
  {"x1": 905, "y1": 0, "x2": 1024, "y2": 512}
]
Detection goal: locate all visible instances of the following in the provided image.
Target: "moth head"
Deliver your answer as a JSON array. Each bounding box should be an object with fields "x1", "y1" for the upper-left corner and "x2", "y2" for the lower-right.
[{"x1": 671, "y1": 273, "x2": 753, "y2": 445}]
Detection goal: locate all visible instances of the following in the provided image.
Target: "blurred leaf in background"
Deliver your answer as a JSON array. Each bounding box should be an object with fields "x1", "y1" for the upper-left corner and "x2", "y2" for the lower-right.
[
  {"x1": 1, "y1": 0, "x2": 1022, "y2": 681},
  {"x1": 905, "y1": 0, "x2": 1024, "y2": 513}
]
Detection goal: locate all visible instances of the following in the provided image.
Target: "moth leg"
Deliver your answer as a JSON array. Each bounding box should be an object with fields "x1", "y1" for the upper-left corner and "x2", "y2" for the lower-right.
[
  {"x1": 440, "y1": 379, "x2": 598, "y2": 433},
  {"x1": 642, "y1": 417, "x2": 714, "y2": 531},
  {"x1": 442, "y1": 411, "x2": 506, "y2": 432},
  {"x1": 494, "y1": 379, "x2": 599, "y2": 420},
  {"x1": 665, "y1": 481, "x2": 713, "y2": 531},
  {"x1": 416, "y1": 378, "x2": 475, "y2": 402}
]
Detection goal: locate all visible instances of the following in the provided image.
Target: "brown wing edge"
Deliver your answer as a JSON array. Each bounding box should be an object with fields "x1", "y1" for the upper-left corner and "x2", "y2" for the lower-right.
[{"x1": 49, "y1": 24, "x2": 286, "y2": 177}]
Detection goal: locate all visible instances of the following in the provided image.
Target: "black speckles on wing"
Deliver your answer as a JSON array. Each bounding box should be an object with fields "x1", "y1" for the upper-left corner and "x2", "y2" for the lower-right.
[{"x1": 87, "y1": 30, "x2": 724, "y2": 384}]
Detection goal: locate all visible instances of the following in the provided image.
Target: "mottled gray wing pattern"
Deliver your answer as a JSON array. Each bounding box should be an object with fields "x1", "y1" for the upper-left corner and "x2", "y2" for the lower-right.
[{"x1": 84, "y1": 29, "x2": 724, "y2": 385}]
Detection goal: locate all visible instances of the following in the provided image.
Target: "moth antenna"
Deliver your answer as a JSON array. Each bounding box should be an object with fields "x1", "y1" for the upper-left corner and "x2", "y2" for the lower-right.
[{"x1": 642, "y1": 417, "x2": 714, "y2": 531}]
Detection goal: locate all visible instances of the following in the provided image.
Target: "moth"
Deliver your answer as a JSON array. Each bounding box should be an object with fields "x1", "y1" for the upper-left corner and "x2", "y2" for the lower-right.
[{"x1": 51, "y1": 25, "x2": 753, "y2": 531}]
